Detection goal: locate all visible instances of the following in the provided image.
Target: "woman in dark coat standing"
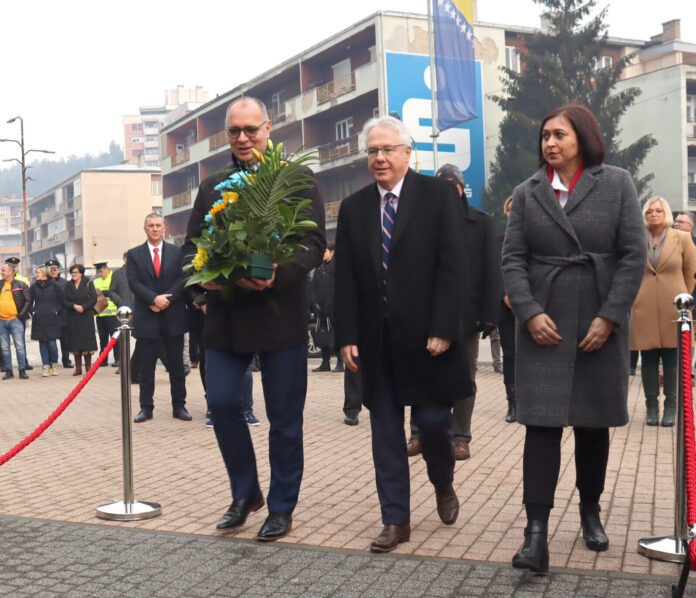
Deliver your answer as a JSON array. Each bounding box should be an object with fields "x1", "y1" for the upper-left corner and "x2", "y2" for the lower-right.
[
  {"x1": 30, "y1": 265, "x2": 63, "y2": 376},
  {"x1": 63, "y1": 264, "x2": 98, "y2": 376},
  {"x1": 502, "y1": 105, "x2": 646, "y2": 573}
]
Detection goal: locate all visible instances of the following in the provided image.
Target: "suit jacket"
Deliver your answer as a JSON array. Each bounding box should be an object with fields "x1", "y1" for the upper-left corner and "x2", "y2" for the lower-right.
[
  {"x1": 459, "y1": 195, "x2": 503, "y2": 334},
  {"x1": 502, "y1": 163, "x2": 646, "y2": 428},
  {"x1": 126, "y1": 241, "x2": 187, "y2": 339},
  {"x1": 108, "y1": 265, "x2": 134, "y2": 310},
  {"x1": 334, "y1": 168, "x2": 472, "y2": 409},
  {"x1": 630, "y1": 228, "x2": 696, "y2": 350}
]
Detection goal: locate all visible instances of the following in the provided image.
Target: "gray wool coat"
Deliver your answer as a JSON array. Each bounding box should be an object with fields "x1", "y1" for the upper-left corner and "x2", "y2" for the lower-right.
[{"x1": 502, "y1": 164, "x2": 647, "y2": 428}]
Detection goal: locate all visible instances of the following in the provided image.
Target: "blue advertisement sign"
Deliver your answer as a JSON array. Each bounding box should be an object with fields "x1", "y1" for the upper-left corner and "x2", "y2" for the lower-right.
[{"x1": 386, "y1": 52, "x2": 485, "y2": 208}]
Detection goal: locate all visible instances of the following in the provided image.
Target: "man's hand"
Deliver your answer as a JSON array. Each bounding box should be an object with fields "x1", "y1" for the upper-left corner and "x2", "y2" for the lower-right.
[
  {"x1": 578, "y1": 316, "x2": 615, "y2": 352},
  {"x1": 200, "y1": 281, "x2": 228, "y2": 291},
  {"x1": 503, "y1": 295, "x2": 512, "y2": 309},
  {"x1": 149, "y1": 305, "x2": 161, "y2": 312},
  {"x1": 340, "y1": 345, "x2": 359, "y2": 372},
  {"x1": 153, "y1": 294, "x2": 172, "y2": 310},
  {"x1": 200, "y1": 304, "x2": 207, "y2": 315},
  {"x1": 426, "y1": 337, "x2": 451, "y2": 356},
  {"x1": 235, "y1": 265, "x2": 277, "y2": 291}
]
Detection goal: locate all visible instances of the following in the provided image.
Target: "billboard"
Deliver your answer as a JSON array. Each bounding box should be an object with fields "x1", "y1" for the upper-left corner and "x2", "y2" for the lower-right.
[{"x1": 386, "y1": 51, "x2": 485, "y2": 208}]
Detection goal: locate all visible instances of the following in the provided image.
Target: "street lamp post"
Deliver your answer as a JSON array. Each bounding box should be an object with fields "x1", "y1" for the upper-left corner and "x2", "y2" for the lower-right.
[{"x1": 1, "y1": 116, "x2": 54, "y2": 276}]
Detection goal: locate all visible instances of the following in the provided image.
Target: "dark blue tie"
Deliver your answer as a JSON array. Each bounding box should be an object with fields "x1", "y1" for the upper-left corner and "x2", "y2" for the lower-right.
[{"x1": 382, "y1": 192, "x2": 396, "y2": 303}]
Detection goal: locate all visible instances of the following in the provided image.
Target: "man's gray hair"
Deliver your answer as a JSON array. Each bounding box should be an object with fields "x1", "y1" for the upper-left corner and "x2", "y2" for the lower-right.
[
  {"x1": 144, "y1": 212, "x2": 163, "y2": 225},
  {"x1": 224, "y1": 96, "x2": 269, "y2": 128},
  {"x1": 362, "y1": 116, "x2": 411, "y2": 147},
  {"x1": 679, "y1": 212, "x2": 695, "y2": 225}
]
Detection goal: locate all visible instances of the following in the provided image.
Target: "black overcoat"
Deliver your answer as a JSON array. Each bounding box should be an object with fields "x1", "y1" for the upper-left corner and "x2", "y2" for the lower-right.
[
  {"x1": 126, "y1": 242, "x2": 187, "y2": 339},
  {"x1": 63, "y1": 277, "x2": 98, "y2": 352},
  {"x1": 30, "y1": 279, "x2": 62, "y2": 341},
  {"x1": 334, "y1": 169, "x2": 472, "y2": 409}
]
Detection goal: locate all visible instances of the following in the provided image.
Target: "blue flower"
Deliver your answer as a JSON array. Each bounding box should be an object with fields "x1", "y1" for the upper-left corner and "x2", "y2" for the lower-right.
[
  {"x1": 208, "y1": 225, "x2": 215, "y2": 234},
  {"x1": 204, "y1": 214, "x2": 212, "y2": 223}
]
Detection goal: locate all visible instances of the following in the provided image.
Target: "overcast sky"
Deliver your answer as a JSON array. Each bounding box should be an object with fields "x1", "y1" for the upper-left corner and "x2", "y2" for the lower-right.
[{"x1": 0, "y1": 0, "x2": 692, "y2": 167}]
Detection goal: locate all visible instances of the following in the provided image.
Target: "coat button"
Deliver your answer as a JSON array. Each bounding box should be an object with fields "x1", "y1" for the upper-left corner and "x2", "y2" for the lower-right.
[{"x1": 653, "y1": 272, "x2": 657, "y2": 276}]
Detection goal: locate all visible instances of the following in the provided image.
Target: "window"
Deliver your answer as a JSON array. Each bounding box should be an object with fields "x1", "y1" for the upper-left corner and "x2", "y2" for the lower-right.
[
  {"x1": 73, "y1": 209, "x2": 82, "y2": 226},
  {"x1": 73, "y1": 179, "x2": 81, "y2": 197},
  {"x1": 592, "y1": 55, "x2": 613, "y2": 71},
  {"x1": 146, "y1": 160, "x2": 160, "y2": 168},
  {"x1": 131, "y1": 137, "x2": 143, "y2": 144},
  {"x1": 151, "y1": 177, "x2": 162, "y2": 195},
  {"x1": 144, "y1": 120, "x2": 159, "y2": 129},
  {"x1": 505, "y1": 46, "x2": 521, "y2": 73},
  {"x1": 145, "y1": 135, "x2": 158, "y2": 143},
  {"x1": 335, "y1": 117, "x2": 354, "y2": 141},
  {"x1": 145, "y1": 147, "x2": 159, "y2": 155},
  {"x1": 131, "y1": 123, "x2": 142, "y2": 131},
  {"x1": 332, "y1": 58, "x2": 351, "y2": 81},
  {"x1": 33, "y1": 229, "x2": 41, "y2": 241}
]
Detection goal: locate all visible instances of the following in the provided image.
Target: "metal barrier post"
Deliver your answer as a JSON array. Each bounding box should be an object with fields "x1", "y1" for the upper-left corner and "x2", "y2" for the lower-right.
[
  {"x1": 96, "y1": 306, "x2": 162, "y2": 521},
  {"x1": 638, "y1": 293, "x2": 693, "y2": 562}
]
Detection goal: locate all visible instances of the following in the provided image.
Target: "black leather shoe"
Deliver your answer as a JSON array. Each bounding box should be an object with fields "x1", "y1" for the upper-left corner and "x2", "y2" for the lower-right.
[
  {"x1": 18, "y1": 369, "x2": 28, "y2": 379},
  {"x1": 24, "y1": 363, "x2": 33, "y2": 371},
  {"x1": 257, "y1": 512, "x2": 292, "y2": 541},
  {"x1": 312, "y1": 363, "x2": 330, "y2": 372},
  {"x1": 344, "y1": 413, "x2": 359, "y2": 426},
  {"x1": 111, "y1": 361, "x2": 120, "y2": 368},
  {"x1": 2, "y1": 370, "x2": 14, "y2": 380},
  {"x1": 579, "y1": 503, "x2": 609, "y2": 551},
  {"x1": 173, "y1": 406, "x2": 192, "y2": 421},
  {"x1": 512, "y1": 521, "x2": 549, "y2": 573},
  {"x1": 134, "y1": 410, "x2": 153, "y2": 423},
  {"x1": 216, "y1": 491, "x2": 265, "y2": 530}
]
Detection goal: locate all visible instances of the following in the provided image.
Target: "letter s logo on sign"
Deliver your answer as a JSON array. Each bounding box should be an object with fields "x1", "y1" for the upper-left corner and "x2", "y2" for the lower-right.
[{"x1": 402, "y1": 97, "x2": 471, "y2": 174}]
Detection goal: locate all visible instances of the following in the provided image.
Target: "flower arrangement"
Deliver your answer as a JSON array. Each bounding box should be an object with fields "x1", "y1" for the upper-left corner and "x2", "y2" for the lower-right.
[{"x1": 185, "y1": 140, "x2": 318, "y2": 286}]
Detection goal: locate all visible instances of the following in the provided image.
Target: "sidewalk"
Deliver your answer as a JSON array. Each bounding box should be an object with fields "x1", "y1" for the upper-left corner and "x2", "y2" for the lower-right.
[{"x1": 0, "y1": 339, "x2": 692, "y2": 596}]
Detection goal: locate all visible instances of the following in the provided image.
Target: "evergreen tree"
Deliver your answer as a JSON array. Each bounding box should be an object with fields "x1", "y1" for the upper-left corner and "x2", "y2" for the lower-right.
[{"x1": 482, "y1": 0, "x2": 656, "y2": 225}]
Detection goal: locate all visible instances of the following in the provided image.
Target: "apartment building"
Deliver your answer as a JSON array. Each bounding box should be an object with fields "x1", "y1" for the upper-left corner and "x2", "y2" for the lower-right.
[
  {"x1": 0, "y1": 197, "x2": 24, "y2": 264},
  {"x1": 124, "y1": 86, "x2": 208, "y2": 168},
  {"x1": 161, "y1": 10, "x2": 676, "y2": 243},
  {"x1": 27, "y1": 165, "x2": 162, "y2": 273}
]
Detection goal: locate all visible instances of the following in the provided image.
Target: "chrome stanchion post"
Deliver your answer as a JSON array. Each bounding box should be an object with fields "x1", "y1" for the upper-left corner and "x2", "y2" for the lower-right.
[
  {"x1": 96, "y1": 306, "x2": 162, "y2": 521},
  {"x1": 638, "y1": 293, "x2": 693, "y2": 562}
]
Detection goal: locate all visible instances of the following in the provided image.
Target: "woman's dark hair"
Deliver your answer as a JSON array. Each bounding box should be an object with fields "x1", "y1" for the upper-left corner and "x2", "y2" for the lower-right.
[
  {"x1": 538, "y1": 104, "x2": 605, "y2": 167},
  {"x1": 70, "y1": 264, "x2": 85, "y2": 275}
]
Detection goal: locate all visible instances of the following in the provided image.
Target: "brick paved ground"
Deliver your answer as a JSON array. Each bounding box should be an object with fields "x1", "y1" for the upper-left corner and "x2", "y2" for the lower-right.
[{"x1": 0, "y1": 339, "x2": 691, "y2": 595}]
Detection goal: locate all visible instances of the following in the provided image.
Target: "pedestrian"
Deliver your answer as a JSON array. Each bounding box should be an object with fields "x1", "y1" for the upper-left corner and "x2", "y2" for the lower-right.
[
  {"x1": 4, "y1": 257, "x2": 33, "y2": 371},
  {"x1": 502, "y1": 104, "x2": 646, "y2": 573},
  {"x1": 0, "y1": 261, "x2": 31, "y2": 379},
  {"x1": 62, "y1": 264, "x2": 98, "y2": 376},
  {"x1": 334, "y1": 116, "x2": 469, "y2": 552},
  {"x1": 30, "y1": 265, "x2": 63, "y2": 377},
  {"x1": 630, "y1": 197, "x2": 696, "y2": 426},
  {"x1": 127, "y1": 213, "x2": 189, "y2": 423},
  {"x1": 46, "y1": 259, "x2": 73, "y2": 369},
  {"x1": 184, "y1": 96, "x2": 325, "y2": 541},
  {"x1": 93, "y1": 262, "x2": 120, "y2": 368},
  {"x1": 311, "y1": 242, "x2": 343, "y2": 373}
]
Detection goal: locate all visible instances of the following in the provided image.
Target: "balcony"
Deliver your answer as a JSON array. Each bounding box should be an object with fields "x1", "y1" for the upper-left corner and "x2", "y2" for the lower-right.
[
  {"x1": 325, "y1": 201, "x2": 341, "y2": 222},
  {"x1": 171, "y1": 148, "x2": 190, "y2": 166},
  {"x1": 269, "y1": 103, "x2": 287, "y2": 123},
  {"x1": 318, "y1": 135, "x2": 359, "y2": 164},
  {"x1": 172, "y1": 190, "x2": 192, "y2": 209},
  {"x1": 209, "y1": 130, "x2": 227, "y2": 151},
  {"x1": 316, "y1": 72, "x2": 356, "y2": 105},
  {"x1": 688, "y1": 121, "x2": 696, "y2": 141}
]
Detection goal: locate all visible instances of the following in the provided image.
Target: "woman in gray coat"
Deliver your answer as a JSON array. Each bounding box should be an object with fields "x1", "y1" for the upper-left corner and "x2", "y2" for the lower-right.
[{"x1": 502, "y1": 105, "x2": 646, "y2": 573}]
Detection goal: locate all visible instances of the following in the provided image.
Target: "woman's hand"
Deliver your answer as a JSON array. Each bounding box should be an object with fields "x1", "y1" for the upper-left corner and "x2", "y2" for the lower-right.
[
  {"x1": 578, "y1": 316, "x2": 615, "y2": 352},
  {"x1": 526, "y1": 313, "x2": 562, "y2": 346},
  {"x1": 74, "y1": 304, "x2": 84, "y2": 313}
]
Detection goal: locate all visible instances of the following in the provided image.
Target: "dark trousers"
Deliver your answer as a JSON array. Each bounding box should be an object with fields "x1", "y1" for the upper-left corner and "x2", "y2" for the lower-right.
[
  {"x1": 343, "y1": 368, "x2": 362, "y2": 417},
  {"x1": 96, "y1": 315, "x2": 120, "y2": 364},
  {"x1": 523, "y1": 426, "x2": 609, "y2": 507},
  {"x1": 499, "y1": 302, "x2": 516, "y2": 386},
  {"x1": 188, "y1": 308, "x2": 206, "y2": 393},
  {"x1": 371, "y1": 351, "x2": 454, "y2": 525},
  {"x1": 206, "y1": 344, "x2": 307, "y2": 515},
  {"x1": 138, "y1": 331, "x2": 186, "y2": 412},
  {"x1": 59, "y1": 323, "x2": 71, "y2": 366}
]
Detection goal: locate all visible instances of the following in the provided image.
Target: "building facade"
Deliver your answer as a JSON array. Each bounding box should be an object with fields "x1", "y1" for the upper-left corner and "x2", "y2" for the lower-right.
[
  {"x1": 161, "y1": 11, "x2": 691, "y2": 242},
  {"x1": 123, "y1": 86, "x2": 208, "y2": 168},
  {"x1": 27, "y1": 165, "x2": 162, "y2": 273},
  {"x1": 0, "y1": 197, "x2": 24, "y2": 264}
]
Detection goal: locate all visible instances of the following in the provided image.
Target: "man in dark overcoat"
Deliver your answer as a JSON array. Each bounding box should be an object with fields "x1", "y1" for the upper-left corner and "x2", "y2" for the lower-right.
[
  {"x1": 47, "y1": 259, "x2": 73, "y2": 369},
  {"x1": 127, "y1": 213, "x2": 189, "y2": 422},
  {"x1": 183, "y1": 97, "x2": 325, "y2": 542},
  {"x1": 334, "y1": 116, "x2": 470, "y2": 553}
]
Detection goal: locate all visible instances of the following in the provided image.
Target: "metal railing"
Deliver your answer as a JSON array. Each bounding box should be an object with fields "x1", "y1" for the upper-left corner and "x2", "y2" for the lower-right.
[
  {"x1": 316, "y1": 72, "x2": 356, "y2": 104},
  {"x1": 171, "y1": 148, "x2": 190, "y2": 166},
  {"x1": 171, "y1": 190, "x2": 192, "y2": 209},
  {"x1": 318, "y1": 135, "x2": 359, "y2": 164}
]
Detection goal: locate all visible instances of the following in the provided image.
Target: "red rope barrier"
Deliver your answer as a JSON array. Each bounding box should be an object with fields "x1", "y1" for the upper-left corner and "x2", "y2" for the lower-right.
[
  {"x1": 680, "y1": 329, "x2": 696, "y2": 567},
  {"x1": 0, "y1": 334, "x2": 120, "y2": 467}
]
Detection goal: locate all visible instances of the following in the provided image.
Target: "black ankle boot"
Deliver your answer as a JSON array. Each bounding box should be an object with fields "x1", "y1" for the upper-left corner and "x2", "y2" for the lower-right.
[
  {"x1": 579, "y1": 503, "x2": 608, "y2": 551},
  {"x1": 505, "y1": 384, "x2": 517, "y2": 423},
  {"x1": 512, "y1": 519, "x2": 549, "y2": 573}
]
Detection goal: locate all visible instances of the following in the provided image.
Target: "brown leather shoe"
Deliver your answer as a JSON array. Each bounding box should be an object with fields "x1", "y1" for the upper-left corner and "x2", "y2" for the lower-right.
[
  {"x1": 370, "y1": 524, "x2": 411, "y2": 552},
  {"x1": 406, "y1": 436, "x2": 421, "y2": 457},
  {"x1": 436, "y1": 486, "x2": 459, "y2": 525},
  {"x1": 454, "y1": 438, "x2": 470, "y2": 460}
]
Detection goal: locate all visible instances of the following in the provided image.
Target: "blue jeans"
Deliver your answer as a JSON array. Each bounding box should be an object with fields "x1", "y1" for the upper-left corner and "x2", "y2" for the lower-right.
[
  {"x1": 0, "y1": 319, "x2": 27, "y2": 370},
  {"x1": 241, "y1": 364, "x2": 253, "y2": 412},
  {"x1": 206, "y1": 344, "x2": 307, "y2": 515},
  {"x1": 39, "y1": 340, "x2": 59, "y2": 366}
]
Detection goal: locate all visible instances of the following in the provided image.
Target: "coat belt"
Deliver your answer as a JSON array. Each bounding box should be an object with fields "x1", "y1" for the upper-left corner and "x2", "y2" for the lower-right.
[{"x1": 530, "y1": 252, "x2": 614, "y2": 310}]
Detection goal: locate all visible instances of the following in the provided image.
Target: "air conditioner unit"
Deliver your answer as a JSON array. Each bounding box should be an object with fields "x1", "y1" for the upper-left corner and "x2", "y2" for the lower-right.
[{"x1": 176, "y1": 144, "x2": 185, "y2": 152}]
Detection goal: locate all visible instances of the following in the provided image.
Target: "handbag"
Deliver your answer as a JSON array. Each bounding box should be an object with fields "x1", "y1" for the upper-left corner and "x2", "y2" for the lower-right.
[
  {"x1": 88, "y1": 283, "x2": 108, "y2": 316},
  {"x1": 313, "y1": 316, "x2": 334, "y2": 348}
]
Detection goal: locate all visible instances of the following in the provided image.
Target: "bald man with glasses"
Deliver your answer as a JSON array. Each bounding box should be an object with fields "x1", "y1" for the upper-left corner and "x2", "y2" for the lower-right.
[{"x1": 674, "y1": 212, "x2": 696, "y2": 246}]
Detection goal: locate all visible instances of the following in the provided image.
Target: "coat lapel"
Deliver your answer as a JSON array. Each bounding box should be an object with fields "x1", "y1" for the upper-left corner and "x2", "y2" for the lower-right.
[
  {"x1": 563, "y1": 164, "x2": 601, "y2": 215},
  {"x1": 390, "y1": 169, "x2": 418, "y2": 251},
  {"x1": 141, "y1": 242, "x2": 157, "y2": 281},
  {"x1": 530, "y1": 168, "x2": 580, "y2": 246},
  {"x1": 366, "y1": 185, "x2": 382, "y2": 281},
  {"x1": 657, "y1": 229, "x2": 678, "y2": 272}
]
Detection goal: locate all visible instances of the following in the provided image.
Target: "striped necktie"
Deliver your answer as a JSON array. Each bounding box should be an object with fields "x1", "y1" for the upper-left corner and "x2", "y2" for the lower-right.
[{"x1": 382, "y1": 192, "x2": 396, "y2": 303}]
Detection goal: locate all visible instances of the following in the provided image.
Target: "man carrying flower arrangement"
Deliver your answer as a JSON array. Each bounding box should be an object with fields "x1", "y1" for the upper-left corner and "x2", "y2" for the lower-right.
[{"x1": 183, "y1": 97, "x2": 325, "y2": 542}]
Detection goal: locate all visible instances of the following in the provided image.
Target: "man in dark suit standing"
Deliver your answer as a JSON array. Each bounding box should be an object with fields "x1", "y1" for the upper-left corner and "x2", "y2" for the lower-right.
[
  {"x1": 183, "y1": 97, "x2": 325, "y2": 542},
  {"x1": 334, "y1": 116, "x2": 470, "y2": 553},
  {"x1": 127, "y1": 213, "x2": 190, "y2": 422}
]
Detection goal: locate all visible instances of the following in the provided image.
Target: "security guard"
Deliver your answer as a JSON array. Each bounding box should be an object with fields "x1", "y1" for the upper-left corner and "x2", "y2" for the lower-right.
[
  {"x1": 3, "y1": 257, "x2": 33, "y2": 371},
  {"x1": 93, "y1": 262, "x2": 120, "y2": 367}
]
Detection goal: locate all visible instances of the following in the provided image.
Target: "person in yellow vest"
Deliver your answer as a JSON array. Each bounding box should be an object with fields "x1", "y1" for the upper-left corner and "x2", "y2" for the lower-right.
[
  {"x1": 93, "y1": 262, "x2": 120, "y2": 368},
  {"x1": 0, "y1": 261, "x2": 31, "y2": 379},
  {"x1": 4, "y1": 257, "x2": 33, "y2": 372}
]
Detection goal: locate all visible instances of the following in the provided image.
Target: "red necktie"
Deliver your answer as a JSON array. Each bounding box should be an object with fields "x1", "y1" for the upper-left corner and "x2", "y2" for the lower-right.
[{"x1": 153, "y1": 247, "x2": 161, "y2": 277}]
